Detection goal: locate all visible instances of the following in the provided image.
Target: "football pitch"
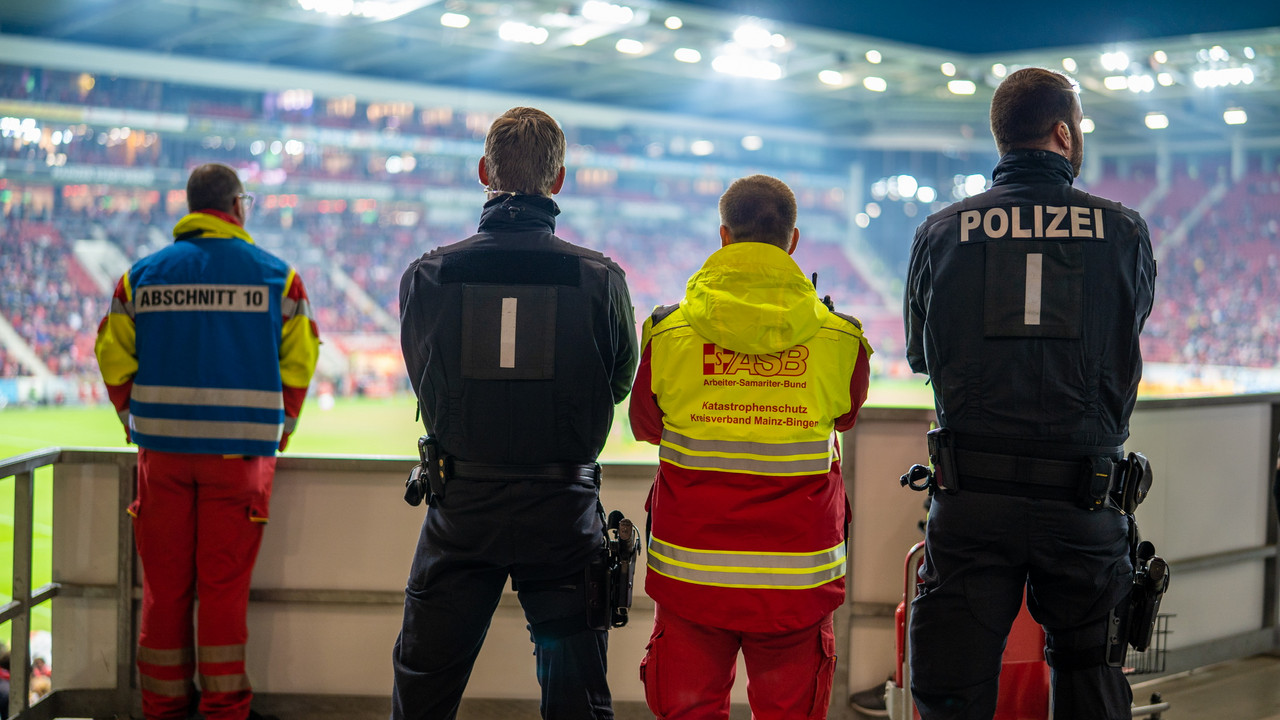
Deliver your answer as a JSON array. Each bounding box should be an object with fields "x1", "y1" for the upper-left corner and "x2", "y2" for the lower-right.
[{"x1": 0, "y1": 381, "x2": 932, "y2": 648}]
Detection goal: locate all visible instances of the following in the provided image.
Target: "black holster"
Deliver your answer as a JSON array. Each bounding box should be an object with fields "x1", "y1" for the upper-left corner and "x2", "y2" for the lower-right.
[
  {"x1": 404, "y1": 435, "x2": 445, "y2": 507},
  {"x1": 1107, "y1": 528, "x2": 1170, "y2": 666},
  {"x1": 588, "y1": 509, "x2": 642, "y2": 630},
  {"x1": 926, "y1": 427, "x2": 958, "y2": 492},
  {"x1": 1111, "y1": 452, "x2": 1153, "y2": 514}
]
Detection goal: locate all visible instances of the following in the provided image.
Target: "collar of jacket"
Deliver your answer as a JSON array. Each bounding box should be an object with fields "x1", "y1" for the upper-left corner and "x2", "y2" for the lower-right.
[
  {"x1": 477, "y1": 193, "x2": 560, "y2": 234},
  {"x1": 680, "y1": 241, "x2": 830, "y2": 356},
  {"x1": 991, "y1": 148, "x2": 1076, "y2": 188},
  {"x1": 172, "y1": 211, "x2": 255, "y2": 244}
]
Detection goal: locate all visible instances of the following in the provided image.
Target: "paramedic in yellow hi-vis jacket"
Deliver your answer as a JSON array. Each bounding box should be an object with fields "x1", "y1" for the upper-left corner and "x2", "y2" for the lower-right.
[
  {"x1": 628, "y1": 174, "x2": 873, "y2": 720},
  {"x1": 94, "y1": 163, "x2": 320, "y2": 720}
]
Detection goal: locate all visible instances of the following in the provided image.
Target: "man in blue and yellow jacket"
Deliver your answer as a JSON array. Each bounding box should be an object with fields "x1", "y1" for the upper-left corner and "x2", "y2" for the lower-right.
[
  {"x1": 629, "y1": 175, "x2": 872, "y2": 719},
  {"x1": 95, "y1": 163, "x2": 320, "y2": 720}
]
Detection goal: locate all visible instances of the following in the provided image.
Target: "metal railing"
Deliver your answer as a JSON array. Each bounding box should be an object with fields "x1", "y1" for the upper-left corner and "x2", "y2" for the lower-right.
[{"x1": 1, "y1": 447, "x2": 136, "y2": 720}]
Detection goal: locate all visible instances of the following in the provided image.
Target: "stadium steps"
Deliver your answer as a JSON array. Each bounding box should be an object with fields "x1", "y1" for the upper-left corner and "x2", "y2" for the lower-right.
[
  {"x1": 1156, "y1": 181, "x2": 1229, "y2": 263},
  {"x1": 839, "y1": 238, "x2": 901, "y2": 311},
  {"x1": 329, "y1": 264, "x2": 398, "y2": 334},
  {"x1": 71, "y1": 237, "x2": 132, "y2": 295},
  {"x1": 1136, "y1": 182, "x2": 1167, "y2": 219},
  {"x1": 0, "y1": 311, "x2": 54, "y2": 380}
]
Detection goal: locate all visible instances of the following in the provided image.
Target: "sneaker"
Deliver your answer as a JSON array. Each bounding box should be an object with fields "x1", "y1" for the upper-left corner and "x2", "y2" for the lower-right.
[{"x1": 850, "y1": 677, "x2": 890, "y2": 717}]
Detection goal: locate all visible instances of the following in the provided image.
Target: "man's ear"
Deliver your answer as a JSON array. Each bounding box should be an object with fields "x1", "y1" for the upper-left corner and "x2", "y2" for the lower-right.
[
  {"x1": 720, "y1": 225, "x2": 732, "y2": 247},
  {"x1": 478, "y1": 157, "x2": 489, "y2": 187},
  {"x1": 1055, "y1": 121, "x2": 1072, "y2": 155},
  {"x1": 550, "y1": 166, "x2": 566, "y2": 195},
  {"x1": 787, "y1": 227, "x2": 799, "y2": 255}
]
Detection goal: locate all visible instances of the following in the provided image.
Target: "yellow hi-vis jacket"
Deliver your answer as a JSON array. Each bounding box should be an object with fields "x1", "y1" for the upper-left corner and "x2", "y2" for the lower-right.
[{"x1": 629, "y1": 241, "x2": 872, "y2": 632}]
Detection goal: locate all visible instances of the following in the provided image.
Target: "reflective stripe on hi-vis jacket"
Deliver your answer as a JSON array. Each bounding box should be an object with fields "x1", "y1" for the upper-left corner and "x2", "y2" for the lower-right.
[
  {"x1": 658, "y1": 428, "x2": 833, "y2": 476},
  {"x1": 648, "y1": 535, "x2": 847, "y2": 589}
]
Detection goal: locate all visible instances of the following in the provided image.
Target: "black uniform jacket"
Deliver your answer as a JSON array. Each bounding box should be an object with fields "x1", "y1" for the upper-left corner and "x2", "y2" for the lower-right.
[
  {"x1": 905, "y1": 149, "x2": 1156, "y2": 450},
  {"x1": 400, "y1": 193, "x2": 638, "y2": 464}
]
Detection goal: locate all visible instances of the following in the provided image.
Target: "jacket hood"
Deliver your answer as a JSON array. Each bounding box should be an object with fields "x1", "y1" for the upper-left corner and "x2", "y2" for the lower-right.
[
  {"x1": 681, "y1": 241, "x2": 830, "y2": 355},
  {"x1": 173, "y1": 211, "x2": 255, "y2": 244}
]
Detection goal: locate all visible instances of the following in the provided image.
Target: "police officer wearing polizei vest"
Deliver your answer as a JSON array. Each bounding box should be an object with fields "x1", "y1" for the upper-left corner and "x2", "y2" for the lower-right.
[
  {"x1": 94, "y1": 163, "x2": 320, "y2": 720},
  {"x1": 905, "y1": 68, "x2": 1156, "y2": 720},
  {"x1": 629, "y1": 175, "x2": 873, "y2": 719},
  {"x1": 392, "y1": 107, "x2": 638, "y2": 720}
]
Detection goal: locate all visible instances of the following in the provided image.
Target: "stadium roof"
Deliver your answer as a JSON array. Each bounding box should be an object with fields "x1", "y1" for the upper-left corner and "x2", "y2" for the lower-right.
[{"x1": 2, "y1": 0, "x2": 1279, "y2": 153}]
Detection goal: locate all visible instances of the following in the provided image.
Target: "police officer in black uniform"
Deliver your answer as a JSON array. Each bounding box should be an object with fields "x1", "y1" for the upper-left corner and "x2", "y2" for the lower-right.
[
  {"x1": 904, "y1": 68, "x2": 1156, "y2": 720},
  {"x1": 392, "y1": 106, "x2": 638, "y2": 720}
]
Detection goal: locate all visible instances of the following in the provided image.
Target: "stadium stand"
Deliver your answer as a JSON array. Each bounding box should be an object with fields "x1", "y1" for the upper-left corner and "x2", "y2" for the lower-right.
[{"x1": 1, "y1": 62, "x2": 1278, "y2": 403}]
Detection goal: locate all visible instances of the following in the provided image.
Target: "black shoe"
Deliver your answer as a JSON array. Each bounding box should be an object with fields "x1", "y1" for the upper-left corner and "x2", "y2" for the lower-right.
[{"x1": 850, "y1": 677, "x2": 890, "y2": 717}]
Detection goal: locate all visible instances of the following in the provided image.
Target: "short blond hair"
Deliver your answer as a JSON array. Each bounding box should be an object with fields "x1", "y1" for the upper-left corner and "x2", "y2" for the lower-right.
[
  {"x1": 483, "y1": 107, "x2": 566, "y2": 196},
  {"x1": 719, "y1": 175, "x2": 797, "y2": 249}
]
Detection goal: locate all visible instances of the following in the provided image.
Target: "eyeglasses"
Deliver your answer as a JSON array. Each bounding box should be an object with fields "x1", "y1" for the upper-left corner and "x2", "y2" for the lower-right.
[{"x1": 236, "y1": 192, "x2": 256, "y2": 212}]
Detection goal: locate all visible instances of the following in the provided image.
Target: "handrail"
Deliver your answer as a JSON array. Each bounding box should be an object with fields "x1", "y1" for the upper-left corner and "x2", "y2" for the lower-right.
[
  {"x1": 0, "y1": 447, "x2": 137, "y2": 720},
  {"x1": 1, "y1": 448, "x2": 62, "y2": 719}
]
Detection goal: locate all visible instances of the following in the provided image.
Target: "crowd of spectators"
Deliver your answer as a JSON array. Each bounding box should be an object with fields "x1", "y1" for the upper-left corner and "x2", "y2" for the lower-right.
[
  {"x1": 1, "y1": 62, "x2": 1278, "y2": 397},
  {"x1": 1, "y1": 165, "x2": 1278, "y2": 396},
  {"x1": 1143, "y1": 172, "x2": 1280, "y2": 367},
  {"x1": 0, "y1": 218, "x2": 102, "y2": 378}
]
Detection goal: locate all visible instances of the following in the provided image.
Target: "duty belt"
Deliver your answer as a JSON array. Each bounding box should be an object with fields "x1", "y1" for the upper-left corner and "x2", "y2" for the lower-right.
[
  {"x1": 904, "y1": 428, "x2": 1150, "y2": 512},
  {"x1": 953, "y1": 449, "x2": 1085, "y2": 502},
  {"x1": 448, "y1": 460, "x2": 600, "y2": 484}
]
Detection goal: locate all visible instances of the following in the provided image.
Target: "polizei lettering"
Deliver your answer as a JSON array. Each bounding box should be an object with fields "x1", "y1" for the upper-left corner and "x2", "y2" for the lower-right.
[
  {"x1": 134, "y1": 284, "x2": 271, "y2": 313},
  {"x1": 959, "y1": 205, "x2": 1105, "y2": 243}
]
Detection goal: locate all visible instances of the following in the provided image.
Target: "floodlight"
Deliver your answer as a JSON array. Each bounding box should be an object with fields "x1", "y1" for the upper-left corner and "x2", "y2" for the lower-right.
[
  {"x1": 819, "y1": 70, "x2": 844, "y2": 86},
  {"x1": 615, "y1": 39, "x2": 644, "y2": 54},
  {"x1": 1223, "y1": 108, "x2": 1247, "y2": 125},
  {"x1": 440, "y1": 12, "x2": 470, "y2": 28},
  {"x1": 674, "y1": 48, "x2": 701, "y2": 63}
]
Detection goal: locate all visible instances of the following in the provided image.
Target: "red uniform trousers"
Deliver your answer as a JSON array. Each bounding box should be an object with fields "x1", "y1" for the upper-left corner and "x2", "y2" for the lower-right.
[
  {"x1": 131, "y1": 448, "x2": 274, "y2": 720},
  {"x1": 641, "y1": 604, "x2": 837, "y2": 720}
]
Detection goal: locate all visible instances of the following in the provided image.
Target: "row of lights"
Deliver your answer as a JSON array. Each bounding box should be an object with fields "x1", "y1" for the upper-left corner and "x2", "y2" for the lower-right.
[
  {"x1": 440, "y1": 5, "x2": 1263, "y2": 100},
  {"x1": 436, "y1": 5, "x2": 870, "y2": 86},
  {"x1": 1142, "y1": 108, "x2": 1249, "y2": 130},
  {"x1": 308, "y1": 0, "x2": 1268, "y2": 105},
  {"x1": 296, "y1": 0, "x2": 435, "y2": 22}
]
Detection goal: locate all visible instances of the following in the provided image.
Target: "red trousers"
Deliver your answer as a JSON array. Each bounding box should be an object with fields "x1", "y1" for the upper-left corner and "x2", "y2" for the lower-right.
[
  {"x1": 641, "y1": 604, "x2": 837, "y2": 720},
  {"x1": 131, "y1": 448, "x2": 274, "y2": 720}
]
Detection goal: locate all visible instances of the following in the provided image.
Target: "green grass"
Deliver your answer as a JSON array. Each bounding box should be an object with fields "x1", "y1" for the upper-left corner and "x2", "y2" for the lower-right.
[{"x1": 0, "y1": 380, "x2": 932, "y2": 650}]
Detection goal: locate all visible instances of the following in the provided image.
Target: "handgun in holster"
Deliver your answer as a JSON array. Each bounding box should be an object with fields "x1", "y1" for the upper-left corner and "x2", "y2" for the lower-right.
[
  {"x1": 1128, "y1": 540, "x2": 1169, "y2": 651},
  {"x1": 587, "y1": 510, "x2": 643, "y2": 630},
  {"x1": 1108, "y1": 534, "x2": 1170, "y2": 665},
  {"x1": 404, "y1": 435, "x2": 446, "y2": 507},
  {"x1": 1104, "y1": 453, "x2": 1168, "y2": 665}
]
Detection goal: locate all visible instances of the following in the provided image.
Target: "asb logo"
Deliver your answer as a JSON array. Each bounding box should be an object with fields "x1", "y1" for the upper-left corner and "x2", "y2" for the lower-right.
[{"x1": 702, "y1": 343, "x2": 809, "y2": 377}]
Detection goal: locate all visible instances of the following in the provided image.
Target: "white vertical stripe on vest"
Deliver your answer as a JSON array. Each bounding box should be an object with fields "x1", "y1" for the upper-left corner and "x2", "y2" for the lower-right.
[
  {"x1": 1025, "y1": 252, "x2": 1043, "y2": 326},
  {"x1": 500, "y1": 297, "x2": 517, "y2": 368}
]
